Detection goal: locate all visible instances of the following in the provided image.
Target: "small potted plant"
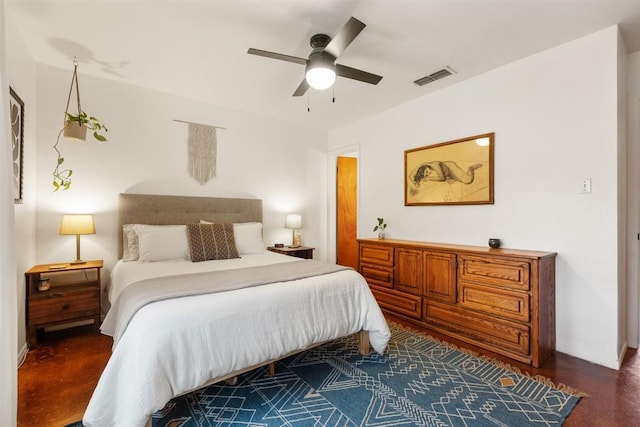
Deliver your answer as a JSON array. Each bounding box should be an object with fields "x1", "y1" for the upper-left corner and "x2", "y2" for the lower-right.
[
  {"x1": 373, "y1": 217, "x2": 387, "y2": 239},
  {"x1": 53, "y1": 112, "x2": 108, "y2": 191},
  {"x1": 63, "y1": 111, "x2": 108, "y2": 142}
]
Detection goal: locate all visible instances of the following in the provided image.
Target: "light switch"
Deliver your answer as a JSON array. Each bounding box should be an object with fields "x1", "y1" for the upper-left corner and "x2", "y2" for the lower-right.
[{"x1": 580, "y1": 178, "x2": 592, "y2": 194}]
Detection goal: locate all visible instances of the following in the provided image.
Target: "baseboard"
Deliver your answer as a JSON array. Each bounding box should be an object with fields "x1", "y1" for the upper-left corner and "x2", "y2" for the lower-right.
[
  {"x1": 617, "y1": 340, "x2": 628, "y2": 370},
  {"x1": 556, "y1": 342, "x2": 623, "y2": 370},
  {"x1": 17, "y1": 342, "x2": 28, "y2": 369}
]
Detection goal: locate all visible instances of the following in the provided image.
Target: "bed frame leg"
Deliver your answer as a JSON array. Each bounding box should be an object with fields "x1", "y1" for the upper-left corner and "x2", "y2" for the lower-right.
[
  {"x1": 268, "y1": 362, "x2": 275, "y2": 376},
  {"x1": 358, "y1": 330, "x2": 370, "y2": 355}
]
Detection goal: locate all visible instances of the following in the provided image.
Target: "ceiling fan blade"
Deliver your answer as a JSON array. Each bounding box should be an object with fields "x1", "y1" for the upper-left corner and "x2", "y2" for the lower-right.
[
  {"x1": 292, "y1": 79, "x2": 310, "y2": 97},
  {"x1": 247, "y1": 48, "x2": 307, "y2": 65},
  {"x1": 324, "y1": 17, "x2": 366, "y2": 59},
  {"x1": 335, "y1": 64, "x2": 383, "y2": 85}
]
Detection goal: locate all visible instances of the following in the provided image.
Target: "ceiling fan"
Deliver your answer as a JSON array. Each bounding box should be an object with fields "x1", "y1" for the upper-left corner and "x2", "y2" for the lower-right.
[{"x1": 247, "y1": 16, "x2": 383, "y2": 97}]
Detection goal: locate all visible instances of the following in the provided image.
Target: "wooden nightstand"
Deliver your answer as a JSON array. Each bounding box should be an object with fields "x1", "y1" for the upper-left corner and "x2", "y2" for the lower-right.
[
  {"x1": 267, "y1": 246, "x2": 315, "y2": 259},
  {"x1": 25, "y1": 260, "x2": 103, "y2": 347}
]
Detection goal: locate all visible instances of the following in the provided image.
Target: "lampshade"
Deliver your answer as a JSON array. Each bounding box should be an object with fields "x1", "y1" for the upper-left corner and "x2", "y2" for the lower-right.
[
  {"x1": 59, "y1": 214, "x2": 95, "y2": 235},
  {"x1": 60, "y1": 214, "x2": 95, "y2": 264},
  {"x1": 305, "y1": 55, "x2": 336, "y2": 90},
  {"x1": 285, "y1": 214, "x2": 302, "y2": 229}
]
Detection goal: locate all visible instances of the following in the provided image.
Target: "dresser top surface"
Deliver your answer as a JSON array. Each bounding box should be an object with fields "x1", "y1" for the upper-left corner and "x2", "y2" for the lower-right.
[{"x1": 358, "y1": 238, "x2": 556, "y2": 259}]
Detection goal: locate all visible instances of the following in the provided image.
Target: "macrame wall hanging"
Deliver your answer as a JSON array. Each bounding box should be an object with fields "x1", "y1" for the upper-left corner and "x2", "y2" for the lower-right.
[{"x1": 174, "y1": 119, "x2": 225, "y2": 185}]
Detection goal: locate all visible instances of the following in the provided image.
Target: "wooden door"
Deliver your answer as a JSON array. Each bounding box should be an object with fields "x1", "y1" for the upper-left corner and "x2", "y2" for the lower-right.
[
  {"x1": 423, "y1": 251, "x2": 457, "y2": 303},
  {"x1": 395, "y1": 248, "x2": 423, "y2": 295},
  {"x1": 337, "y1": 156, "x2": 358, "y2": 268}
]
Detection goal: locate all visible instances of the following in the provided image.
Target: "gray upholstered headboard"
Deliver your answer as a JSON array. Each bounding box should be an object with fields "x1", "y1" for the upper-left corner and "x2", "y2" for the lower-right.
[{"x1": 118, "y1": 193, "x2": 263, "y2": 259}]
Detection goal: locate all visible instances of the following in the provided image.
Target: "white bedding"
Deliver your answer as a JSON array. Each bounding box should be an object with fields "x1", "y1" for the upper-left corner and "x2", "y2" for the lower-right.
[{"x1": 84, "y1": 251, "x2": 390, "y2": 427}]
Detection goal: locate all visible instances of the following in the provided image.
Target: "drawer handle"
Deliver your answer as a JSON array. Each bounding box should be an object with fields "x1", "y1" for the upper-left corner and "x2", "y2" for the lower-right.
[
  {"x1": 62, "y1": 303, "x2": 70, "y2": 310},
  {"x1": 50, "y1": 292, "x2": 64, "y2": 298}
]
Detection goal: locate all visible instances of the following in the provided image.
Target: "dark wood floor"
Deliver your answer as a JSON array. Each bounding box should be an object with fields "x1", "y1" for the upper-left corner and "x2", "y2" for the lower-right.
[{"x1": 17, "y1": 323, "x2": 640, "y2": 427}]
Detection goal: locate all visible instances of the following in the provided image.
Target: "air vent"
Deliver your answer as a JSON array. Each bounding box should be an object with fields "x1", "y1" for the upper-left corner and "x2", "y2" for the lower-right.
[{"x1": 414, "y1": 66, "x2": 456, "y2": 86}]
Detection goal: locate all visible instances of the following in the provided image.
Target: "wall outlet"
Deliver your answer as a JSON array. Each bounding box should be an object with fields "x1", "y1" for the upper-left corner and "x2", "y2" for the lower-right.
[{"x1": 580, "y1": 178, "x2": 592, "y2": 194}]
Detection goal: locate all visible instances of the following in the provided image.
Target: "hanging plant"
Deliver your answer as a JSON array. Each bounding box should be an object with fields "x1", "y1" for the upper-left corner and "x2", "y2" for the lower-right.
[
  {"x1": 63, "y1": 112, "x2": 108, "y2": 142},
  {"x1": 52, "y1": 59, "x2": 108, "y2": 191},
  {"x1": 52, "y1": 114, "x2": 108, "y2": 191}
]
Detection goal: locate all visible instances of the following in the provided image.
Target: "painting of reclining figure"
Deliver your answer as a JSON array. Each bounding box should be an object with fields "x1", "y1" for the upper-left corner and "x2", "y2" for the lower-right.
[{"x1": 405, "y1": 133, "x2": 494, "y2": 206}]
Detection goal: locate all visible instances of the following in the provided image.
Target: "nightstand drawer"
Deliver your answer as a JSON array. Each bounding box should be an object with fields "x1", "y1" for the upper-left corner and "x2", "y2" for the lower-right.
[{"x1": 29, "y1": 288, "x2": 99, "y2": 324}]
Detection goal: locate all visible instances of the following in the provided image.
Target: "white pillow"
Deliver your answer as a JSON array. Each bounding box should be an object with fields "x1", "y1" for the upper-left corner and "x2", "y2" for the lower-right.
[
  {"x1": 200, "y1": 220, "x2": 265, "y2": 255},
  {"x1": 233, "y1": 222, "x2": 265, "y2": 254},
  {"x1": 122, "y1": 224, "x2": 140, "y2": 261},
  {"x1": 133, "y1": 224, "x2": 190, "y2": 262}
]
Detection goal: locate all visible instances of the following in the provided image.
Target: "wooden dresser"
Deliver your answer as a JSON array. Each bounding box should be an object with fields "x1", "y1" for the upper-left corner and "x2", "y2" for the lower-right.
[{"x1": 358, "y1": 238, "x2": 556, "y2": 367}]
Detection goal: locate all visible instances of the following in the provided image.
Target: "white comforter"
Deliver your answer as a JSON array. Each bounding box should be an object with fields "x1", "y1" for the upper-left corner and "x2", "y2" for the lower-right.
[{"x1": 83, "y1": 251, "x2": 390, "y2": 427}]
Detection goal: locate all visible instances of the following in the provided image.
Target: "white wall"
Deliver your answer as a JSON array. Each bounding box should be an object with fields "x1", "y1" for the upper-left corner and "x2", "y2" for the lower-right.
[
  {"x1": 626, "y1": 50, "x2": 640, "y2": 349},
  {"x1": 617, "y1": 29, "x2": 629, "y2": 359},
  {"x1": 329, "y1": 26, "x2": 624, "y2": 368},
  {"x1": 7, "y1": 5, "x2": 37, "y2": 363},
  {"x1": 32, "y1": 64, "x2": 328, "y2": 314}
]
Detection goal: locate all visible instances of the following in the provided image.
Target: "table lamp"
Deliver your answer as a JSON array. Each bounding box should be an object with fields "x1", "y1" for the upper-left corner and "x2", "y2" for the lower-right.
[
  {"x1": 59, "y1": 214, "x2": 95, "y2": 264},
  {"x1": 285, "y1": 214, "x2": 302, "y2": 248}
]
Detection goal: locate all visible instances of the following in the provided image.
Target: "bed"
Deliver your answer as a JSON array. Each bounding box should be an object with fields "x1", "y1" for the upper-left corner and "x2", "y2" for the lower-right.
[{"x1": 82, "y1": 194, "x2": 390, "y2": 427}]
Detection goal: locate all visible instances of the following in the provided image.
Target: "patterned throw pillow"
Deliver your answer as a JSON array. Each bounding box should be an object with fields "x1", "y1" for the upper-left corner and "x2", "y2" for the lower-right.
[{"x1": 186, "y1": 223, "x2": 239, "y2": 262}]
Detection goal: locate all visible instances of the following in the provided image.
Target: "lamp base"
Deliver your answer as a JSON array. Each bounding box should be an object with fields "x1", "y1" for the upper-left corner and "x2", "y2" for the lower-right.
[
  {"x1": 70, "y1": 259, "x2": 87, "y2": 265},
  {"x1": 291, "y1": 230, "x2": 302, "y2": 248}
]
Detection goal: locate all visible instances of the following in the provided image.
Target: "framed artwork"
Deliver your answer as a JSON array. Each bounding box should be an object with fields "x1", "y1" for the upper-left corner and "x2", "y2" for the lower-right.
[
  {"x1": 10, "y1": 87, "x2": 24, "y2": 204},
  {"x1": 405, "y1": 133, "x2": 494, "y2": 206}
]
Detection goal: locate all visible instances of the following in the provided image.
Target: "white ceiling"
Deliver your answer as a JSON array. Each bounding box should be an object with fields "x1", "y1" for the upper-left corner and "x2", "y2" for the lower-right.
[{"x1": 8, "y1": 0, "x2": 640, "y2": 131}]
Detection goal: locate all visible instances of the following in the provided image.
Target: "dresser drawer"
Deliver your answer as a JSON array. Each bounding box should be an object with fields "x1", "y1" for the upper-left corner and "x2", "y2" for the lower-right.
[
  {"x1": 371, "y1": 287, "x2": 421, "y2": 319},
  {"x1": 361, "y1": 264, "x2": 393, "y2": 288},
  {"x1": 29, "y1": 287, "x2": 99, "y2": 325},
  {"x1": 359, "y1": 244, "x2": 393, "y2": 267},
  {"x1": 424, "y1": 300, "x2": 530, "y2": 357},
  {"x1": 459, "y1": 282, "x2": 530, "y2": 322},
  {"x1": 458, "y1": 255, "x2": 530, "y2": 290}
]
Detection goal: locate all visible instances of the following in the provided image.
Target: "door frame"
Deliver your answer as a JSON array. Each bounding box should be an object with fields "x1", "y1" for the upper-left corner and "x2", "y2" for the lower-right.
[{"x1": 327, "y1": 144, "x2": 359, "y2": 264}]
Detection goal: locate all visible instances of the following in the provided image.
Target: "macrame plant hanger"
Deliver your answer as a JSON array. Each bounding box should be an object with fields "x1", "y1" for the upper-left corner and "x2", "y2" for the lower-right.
[
  {"x1": 52, "y1": 58, "x2": 108, "y2": 191},
  {"x1": 62, "y1": 58, "x2": 86, "y2": 141},
  {"x1": 52, "y1": 58, "x2": 85, "y2": 191}
]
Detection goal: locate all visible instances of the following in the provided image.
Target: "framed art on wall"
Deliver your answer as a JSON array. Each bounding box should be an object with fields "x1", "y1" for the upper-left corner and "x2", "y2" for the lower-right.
[
  {"x1": 10, "y1": 87, "x2": 24, "y2": 204},
  {"x1": 405, "y1": 133, "x2": 494, "y2": 206}
]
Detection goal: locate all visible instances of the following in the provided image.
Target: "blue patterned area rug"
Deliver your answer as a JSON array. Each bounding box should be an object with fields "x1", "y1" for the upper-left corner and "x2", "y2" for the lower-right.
[{"x1": 152, "y1": 325, "x2": 584, "y2": 427}]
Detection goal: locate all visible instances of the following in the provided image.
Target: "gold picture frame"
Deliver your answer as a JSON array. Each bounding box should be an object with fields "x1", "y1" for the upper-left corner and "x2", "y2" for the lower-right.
[{"x1": 405, "y1": 133, "x2": 494, "y2": 206}]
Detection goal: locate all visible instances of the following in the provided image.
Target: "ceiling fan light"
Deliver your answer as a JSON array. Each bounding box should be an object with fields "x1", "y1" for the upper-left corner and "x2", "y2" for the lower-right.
[{"x1": 305, "y1": 63, "x2": 336, "y2": 90}]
